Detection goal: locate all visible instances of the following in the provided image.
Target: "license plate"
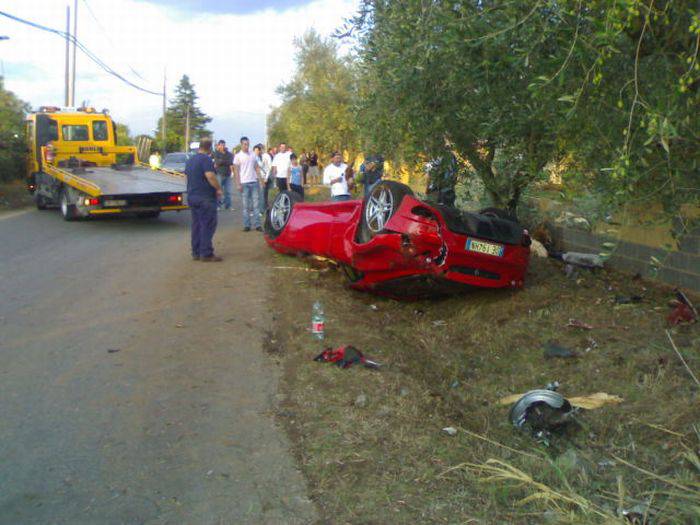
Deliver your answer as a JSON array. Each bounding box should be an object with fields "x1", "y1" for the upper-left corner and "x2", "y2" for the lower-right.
[
  {"x1": 104, "y1": 199, "x2": 127, "y2": 207},
  {"x1": 466, "y1": 238, "x2": 504, "y2": 257}
]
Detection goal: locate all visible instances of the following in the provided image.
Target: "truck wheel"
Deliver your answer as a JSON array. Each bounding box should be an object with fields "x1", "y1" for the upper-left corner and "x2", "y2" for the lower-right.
[
  {"x1": 357, "y1": 181, "x2": 414, "y2": 243},
  {"x1": 59, "y1": 189, "x2": 78, "y2": 221},
  {"x1": 35, "y1": 193, "x2": 49, "y2": 210}
]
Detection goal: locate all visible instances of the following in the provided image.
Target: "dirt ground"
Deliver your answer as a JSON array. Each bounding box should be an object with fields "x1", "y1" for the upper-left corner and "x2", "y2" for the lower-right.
[{"x1": 267, "y1": 189, "x2": 700, "y2": 524}]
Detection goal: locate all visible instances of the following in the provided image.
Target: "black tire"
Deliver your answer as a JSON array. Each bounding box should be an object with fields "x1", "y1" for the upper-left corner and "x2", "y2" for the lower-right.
[
  {"x1": 136, "y1": 211, "x2": 161, "y2": 219},
  {"x1": 59, "y1": 189, "x2": 78, "y2": 221},
  {"x1": 479, "y1": 206, "x2": 518, "y2": 222},
  {"x1": 357, "y1": 180, "x2": 414, "y2": 243},
  {"x1": 35, "y1": 193, "x2": 49, "y2": 210},
  {"x1": 264, "y1": 190, "x2": 302, "y2": 239}
]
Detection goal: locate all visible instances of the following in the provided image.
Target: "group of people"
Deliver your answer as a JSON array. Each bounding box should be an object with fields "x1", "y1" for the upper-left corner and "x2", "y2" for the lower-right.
[{"x1": 184, "y1": 136, "x2": 385, "y2": 262}]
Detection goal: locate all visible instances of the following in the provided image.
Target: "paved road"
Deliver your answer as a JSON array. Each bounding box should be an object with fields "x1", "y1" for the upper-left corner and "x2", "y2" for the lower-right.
[{"x1": 0, "y1": 203, "x2": 316, "y2": 524}]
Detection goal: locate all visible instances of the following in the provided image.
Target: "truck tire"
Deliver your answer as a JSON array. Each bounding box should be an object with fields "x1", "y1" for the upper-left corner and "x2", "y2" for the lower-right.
[
  {"x1": 35, "y1": 193, "x2": 49, "y2": 210},
  {"x1": 59, "y1": 189, "x2": 78, "y2": 221}
]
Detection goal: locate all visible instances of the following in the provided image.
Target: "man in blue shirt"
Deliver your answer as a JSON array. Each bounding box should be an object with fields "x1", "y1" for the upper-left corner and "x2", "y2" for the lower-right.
[{"x1": 185, "y1": 138, "x2": 224, "y2": 262}]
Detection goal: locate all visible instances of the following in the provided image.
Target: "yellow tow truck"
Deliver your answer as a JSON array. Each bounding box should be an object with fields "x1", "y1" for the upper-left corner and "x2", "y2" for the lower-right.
[{"x1": 26, "y1": 106, "x2": 187, "y2": 220}]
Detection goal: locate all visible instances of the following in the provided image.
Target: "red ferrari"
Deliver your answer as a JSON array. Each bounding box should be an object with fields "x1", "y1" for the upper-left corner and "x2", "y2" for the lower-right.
[{"x1": 264, "y1": 181, "x2": 531, "y2": 298}]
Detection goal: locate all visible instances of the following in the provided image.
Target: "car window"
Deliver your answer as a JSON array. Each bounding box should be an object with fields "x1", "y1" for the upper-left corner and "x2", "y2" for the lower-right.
[
  {"x1": 61, "y1": 125, "x2": 89, "y2": 141},
  {"x1": 165, "y1": 153, "x2": 187, "y2": 163},
  {"x1": 92, "y1": 121, "x2": 109, "y2": 141}
]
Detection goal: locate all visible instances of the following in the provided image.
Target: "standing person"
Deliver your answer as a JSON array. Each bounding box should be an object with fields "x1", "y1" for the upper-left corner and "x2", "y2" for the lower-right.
[
  {"x1": 148, "y1": 149, "x2": 161, "y2": 169},
  {"x1": 322, "y1": 151, "x2": 351, "y2": 201},
  {"x1": 288, "y1": 153, "x2": 304, "y2": 199},
  {"x1": 270, "y1": 142, "x2": 292, "y2": 191},
  {"x1": 186, "y1": 138, "x2": 223, "y2": 262},
  {"x1": 255, "y1": 143, "x2": 273, "y2": 212},
  {"x1": 299, "y1": 151, "x2": 309, "y2": 186},
  {"x1": 233, "y1": 136, "x2": 262, "y2": 232},
  {"x1": 307, "y1": 151, "x2": 319, "y2": 184},
  {"x1": 213, "y1": 140, "x2": 234, "y2": 211},
  {"x1": 360, "y1": 154, "x2": 385, "y2": 198}
]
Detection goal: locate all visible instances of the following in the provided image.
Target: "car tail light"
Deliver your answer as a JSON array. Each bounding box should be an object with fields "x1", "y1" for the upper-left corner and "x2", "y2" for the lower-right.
[
  {"x1": 83, "y1": 197, "x2": 100, "y2": 206},
  {"x1": 167, "y1": 194, "x2": 183, "y2": 203}
]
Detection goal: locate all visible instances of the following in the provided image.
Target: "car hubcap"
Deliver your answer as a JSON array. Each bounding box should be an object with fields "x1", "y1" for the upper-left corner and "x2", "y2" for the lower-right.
[
  {"x1": 365, "y1": 186, "x2": 393, "y2": 233},
  {"x1": 271, "y1": 193, "x2": 291, "y2": 230},
  {"x1": 61, "y1": 194, "x2": 68, "y2": 216}
]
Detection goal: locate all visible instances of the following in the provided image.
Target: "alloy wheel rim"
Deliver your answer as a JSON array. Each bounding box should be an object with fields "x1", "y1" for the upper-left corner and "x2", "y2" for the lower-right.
[
  {"x1": 365, "y1": 186, "x2": 393, "y2": 233},
  {"x1": 61, "y1": 194, "x2": 68, "y2": 216},
  {"x1": 271, "y1": 193, "x2": 291, "y2": 230}
]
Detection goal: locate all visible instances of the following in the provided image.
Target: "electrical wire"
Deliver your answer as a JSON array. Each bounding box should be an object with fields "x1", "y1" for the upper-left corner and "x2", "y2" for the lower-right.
[
  {"x1": 0, "y1": 9, "x2": 162, "y2": 96},
  {"x1": 80, "y1": 0, "x2": 147, "y2": 82}
]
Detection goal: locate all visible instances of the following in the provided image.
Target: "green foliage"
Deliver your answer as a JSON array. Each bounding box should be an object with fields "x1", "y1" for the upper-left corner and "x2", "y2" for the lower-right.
[
  {"x1": 155, "y1": 75, "x2": 212, "y2": 153},
  {"x1": 268, "y1": 30, "x2": 359, "y2": 162},
  {"x1": 349, "y1": 0, "x2": 699, "y2": 215},
  {"x1": 114, "y1": 123, "x2": 134, "y2": 146},
  {"x1": 0, "y1": 78, "x2": 30, "y2": 182}
]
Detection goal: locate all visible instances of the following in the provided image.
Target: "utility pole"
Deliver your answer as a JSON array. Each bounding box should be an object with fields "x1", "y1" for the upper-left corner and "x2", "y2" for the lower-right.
[
  {"x1": 70, "y1": 0, "x2": 78, "y2": 106},
  {"x1": 184, "y1": 104, "x2": 190, "y2": 153},
  {"x1": 161, "y1": 70, "x2": 167, "y2": 154},
  {"x1": 64, "y1": 6, "x2": 70, "y2": 107}
]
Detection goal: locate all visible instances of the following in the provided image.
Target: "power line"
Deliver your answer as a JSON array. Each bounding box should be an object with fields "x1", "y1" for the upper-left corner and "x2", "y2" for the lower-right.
[
  {"x1": 0, "y1": 9, "x2": 163, "y2": 96},
  {"x1": 80, "y1": 0, "x2": 147, "y2": 82}
]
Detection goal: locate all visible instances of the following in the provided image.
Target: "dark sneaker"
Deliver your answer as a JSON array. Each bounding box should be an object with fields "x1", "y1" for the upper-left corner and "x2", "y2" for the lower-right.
[
  {"x1": 200, "y1": 255, "x2": 223, "y2": 262},
  {"x1": 255, "y1": 226, "x2": 263, "y2": 232},
  {"x1": 243, "y1": 226, "x2": 251, "y2": 232}
]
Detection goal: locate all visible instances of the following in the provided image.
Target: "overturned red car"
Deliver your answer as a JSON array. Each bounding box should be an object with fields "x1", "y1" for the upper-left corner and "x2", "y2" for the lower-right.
[{"x1": 264, "y1": 181, "x2": 531, "y2": 297}]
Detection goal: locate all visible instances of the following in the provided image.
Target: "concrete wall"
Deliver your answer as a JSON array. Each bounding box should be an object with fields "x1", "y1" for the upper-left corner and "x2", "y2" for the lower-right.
[{"x1": 552, "y1": 224, "x2": 700, "y2": 293}]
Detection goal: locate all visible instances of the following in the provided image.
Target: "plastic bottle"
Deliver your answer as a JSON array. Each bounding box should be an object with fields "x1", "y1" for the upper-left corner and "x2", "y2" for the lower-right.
[{"x1": 311, "y1": 300, "x2": 325, "y2": 341}]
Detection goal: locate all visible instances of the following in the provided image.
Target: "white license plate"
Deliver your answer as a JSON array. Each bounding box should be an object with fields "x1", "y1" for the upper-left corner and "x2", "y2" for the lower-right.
[
  {"x1": 466, "y1": 238, "x2": 504, "y2": 257},
  {"x1": 104, "y1": 199, "x2": 127, "y2": 207}
]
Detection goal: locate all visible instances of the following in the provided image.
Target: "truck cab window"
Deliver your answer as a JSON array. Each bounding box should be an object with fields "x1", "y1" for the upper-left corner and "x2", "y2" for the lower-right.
[
  {"x1": 62, "y1": 125, "x2": 89, "y2": 141},
  {"x1": 93, "y1": 121, "x2": 109, "y2": 141}
]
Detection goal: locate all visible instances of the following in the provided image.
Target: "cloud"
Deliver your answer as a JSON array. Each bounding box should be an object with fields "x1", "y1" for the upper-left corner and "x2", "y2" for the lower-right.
[{"x1": 0, "y1": 0, "x2": 357, "y2": 145}]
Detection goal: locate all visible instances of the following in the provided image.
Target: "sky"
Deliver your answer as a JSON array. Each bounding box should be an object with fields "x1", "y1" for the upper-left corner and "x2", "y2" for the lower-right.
[{"x1": 0, "y1": 0, "x2": 358, "y2": 147}]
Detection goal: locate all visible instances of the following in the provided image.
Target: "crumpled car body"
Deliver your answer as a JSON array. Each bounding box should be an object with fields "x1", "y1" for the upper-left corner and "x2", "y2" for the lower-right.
[{"x1": 265, "y1": 192, "x2": 531, "y2": 297}]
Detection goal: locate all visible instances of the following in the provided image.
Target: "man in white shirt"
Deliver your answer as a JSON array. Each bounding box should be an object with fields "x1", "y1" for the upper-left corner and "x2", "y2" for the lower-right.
[
  {"x1": 323, "y1": 151, "x2": 351, "y2": 201},
  {"x1": 255, "y1": 143, "x2": 273, "y2": 212},
  {"x1": 233, "y1": 136, "x2": 262, "y2": 231},
  {"x1": 270, "y1": 142, "x2": 292, "y2": 192}
]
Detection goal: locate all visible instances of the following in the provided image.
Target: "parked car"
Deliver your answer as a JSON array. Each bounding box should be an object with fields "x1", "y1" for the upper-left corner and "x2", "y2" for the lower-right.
[
  {"x1": 162, "y1": 152, "x2": 192, "y2": 173},
  {"x1": 264, "y1": 181, "x2": 531, "y2": 298}
]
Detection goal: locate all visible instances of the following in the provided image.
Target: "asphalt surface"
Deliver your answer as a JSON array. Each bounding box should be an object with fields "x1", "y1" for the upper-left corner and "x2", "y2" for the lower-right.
[{"x1": 0, "y1": 201, "x2": 316, "y2": 524}]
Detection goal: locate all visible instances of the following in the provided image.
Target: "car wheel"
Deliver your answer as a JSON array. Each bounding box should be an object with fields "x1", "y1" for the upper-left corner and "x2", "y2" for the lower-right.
[
  {"x1": 59, "y1": 189, "x2": 78, "y2": 221},
  {"x1": 479, "y1": 206, "x2": 518, "y2": 222},
  {"x1": 358, "y1": 181, "x2": 414, "y2": 243},
  {"x1": 265, "y1": 190, "x2": 302, "y2": 239}
]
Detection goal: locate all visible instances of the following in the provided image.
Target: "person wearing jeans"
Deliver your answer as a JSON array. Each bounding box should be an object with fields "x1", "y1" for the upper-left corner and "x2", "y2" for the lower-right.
[
  {"x1": 233, "y1": 136, "x2": 262, "y2": 231},
  {"x1": 185, "y1": 138, "x2": 224, "y2": 261},
  {"x1": 255, "y1": 144, "x2": 273, "y2": 212},
  {"x1": 213, "y1": 140, "x2": 233, "y2": 210}
]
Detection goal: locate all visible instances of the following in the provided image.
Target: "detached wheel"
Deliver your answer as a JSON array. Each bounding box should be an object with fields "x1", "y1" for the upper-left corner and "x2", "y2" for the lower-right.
[
  {"x1": 265, "y1": 191, "x2": 302, "y2": 239},
  {"x1": 59, "y1": 189, "x2": 78, "y2": 221},
  {"x1": 358, "y1": 180, "x2": 413, "y2": 243},
  {"x1": 479, "y1": 206, "x2": 518, "y2": 222}
]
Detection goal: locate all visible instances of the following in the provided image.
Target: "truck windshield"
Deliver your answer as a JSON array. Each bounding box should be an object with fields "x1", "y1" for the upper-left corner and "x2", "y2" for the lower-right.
[
  {"x1": 92, "y1": 121, "x2": 109, "y2": 141},
  {"x1": 62, "y1": 125, "x2": 89, "y2": 141}
]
